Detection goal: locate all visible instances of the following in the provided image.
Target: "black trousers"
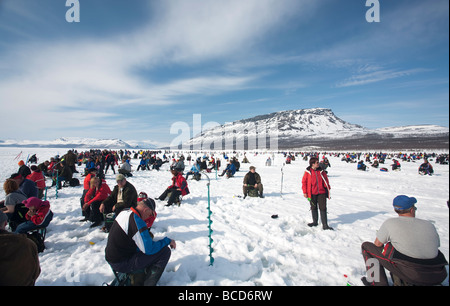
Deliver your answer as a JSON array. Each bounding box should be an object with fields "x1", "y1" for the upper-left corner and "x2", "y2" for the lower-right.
[
  {"x1": 159, "y1": 187, "x2": 182, "y2": 205},
  {"x1": 310, "y1": 193, "x2": 327, "y2": 211}
]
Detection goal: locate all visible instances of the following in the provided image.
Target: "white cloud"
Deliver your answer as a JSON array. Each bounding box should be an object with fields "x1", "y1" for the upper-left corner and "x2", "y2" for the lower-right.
[
  {"x1": 335, "y1": 68, "x2": 430, "y2": 88},
  {"x1": 0, "y1": 0, "x2": 313, "y2": 140}
]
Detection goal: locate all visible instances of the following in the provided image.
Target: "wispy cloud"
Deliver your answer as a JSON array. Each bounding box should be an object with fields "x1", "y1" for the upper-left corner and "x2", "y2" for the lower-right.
[{"x1": 335, "y1": 67, "x2": 430, "y2": 88}]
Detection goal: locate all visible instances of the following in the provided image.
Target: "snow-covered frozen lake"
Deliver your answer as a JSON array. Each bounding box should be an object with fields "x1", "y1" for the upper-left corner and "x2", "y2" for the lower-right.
[{"x1": 1, "y1": 147, "x2": 448, "y2": 286}]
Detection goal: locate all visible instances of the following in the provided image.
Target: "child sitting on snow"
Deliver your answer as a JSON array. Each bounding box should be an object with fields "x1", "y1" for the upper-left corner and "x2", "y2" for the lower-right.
[{"x1": 14, "y1": 197, "x2": 53, "y2": 234}]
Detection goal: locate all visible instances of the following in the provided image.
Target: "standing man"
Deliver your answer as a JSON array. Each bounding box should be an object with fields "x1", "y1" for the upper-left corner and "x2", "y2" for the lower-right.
[
  {"x1": 301, "y1": 157, "x2": 333, "y2": 230},
  {"x1": 105, "y1": 199, "x2": 176, "y2": 286},
  {"x1": 361, "y1": 195, "x2": 448, "y2": 286}
]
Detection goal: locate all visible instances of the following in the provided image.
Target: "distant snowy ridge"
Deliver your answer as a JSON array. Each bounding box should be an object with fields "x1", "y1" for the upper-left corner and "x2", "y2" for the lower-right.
[
  {"x1": 374, "y1": 125, "x2": 449, "y2": 137},
  {"x1": 184, "y1": 108, "x2": 449, "y2": 150},
  {"x1": 0, "y1": 137, "x2": 158, "y2": 149}
]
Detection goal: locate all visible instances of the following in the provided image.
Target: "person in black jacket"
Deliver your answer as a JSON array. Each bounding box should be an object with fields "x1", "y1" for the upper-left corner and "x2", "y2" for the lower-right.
[
  {"x1": 243, "y1": 166, "x2": 264, "y2": 198},
  {"x1": 105, "y1": 199, "x2": 176, "y2": 286},
  {"x1": 100, "y1": 174, "x2": 137, "y2": 215}
]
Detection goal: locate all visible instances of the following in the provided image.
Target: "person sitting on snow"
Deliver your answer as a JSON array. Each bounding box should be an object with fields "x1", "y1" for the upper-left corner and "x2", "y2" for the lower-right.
[
  {"x1": 105, "y1": 199, "x2": 176, "y2": 286},
  {"x1": 371, "y1": 158, "x2": 379, "y2": 168},
  {"x1": 118, "y1": 158, "x2": 133, "y2": 177},
  {"x1": 83, "y1": 177, "x2": 111, "y2": 228},
  {"x1": 418, "y1": 159, "x2": 434, "y2": 175},
  {"x1": 17, "y1": 160, "x2": 31, "y2": 179},
  {"x1": 357, "y1": 160, "x2": 367, "y2": 171},
  {"x1": 243, "y1": 166, "x2": 264, "y2": 198},
  {"x1": 10, "y1": 173, "x2": 38, "y2": 199},
  {"x1": 0, "y1": 210, "x2": 41, "y2": 286},
  {"x1": 218, "y1": 160, "x2": 236, "y2": 178},
  {"x1": 26, "y1": 166, "x2": 46, "y2": 199},
  {"x1": 137, "y1": 192, "x2": 157, "y2": 237},
  {"x1": 100, "y1": 174, "x2": 138, "y2": 216},
  {"x1": 157, "y1": 170, "x2": 190, "y2": 206},
  {"x1": 185, "y1": 162, "x2": 201, "y2": 181},
  {"x1": 391, "y1": 159, "x2": 401, "y2": 171},
  {"x1": 361, "y1": 195, "x2": 448, "y2": 286},
  {"x1": 14, "y1": 197, "x2": 53, "y2": 234}
]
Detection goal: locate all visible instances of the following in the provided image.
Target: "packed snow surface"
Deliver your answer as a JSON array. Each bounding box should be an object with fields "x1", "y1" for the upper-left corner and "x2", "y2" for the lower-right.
[{"x1": 0, "y1": 148, "x2": 448, "y2": 286}]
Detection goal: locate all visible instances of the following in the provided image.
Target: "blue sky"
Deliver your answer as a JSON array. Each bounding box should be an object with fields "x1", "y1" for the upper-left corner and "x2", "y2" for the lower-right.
[{"x1": 0, "y1": 0, "x2": 448, "y2": 147}]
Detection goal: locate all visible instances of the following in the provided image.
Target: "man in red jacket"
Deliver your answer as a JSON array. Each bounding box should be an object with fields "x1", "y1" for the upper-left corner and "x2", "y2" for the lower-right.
[{"x1": 302, "y1": 157, "x2": 333, "y2": 230}]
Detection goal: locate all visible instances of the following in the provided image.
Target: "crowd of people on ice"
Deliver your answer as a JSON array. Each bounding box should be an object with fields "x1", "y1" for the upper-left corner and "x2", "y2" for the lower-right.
[{"x1": 1, "y1": 149, "x2": 448, "y2": 286}]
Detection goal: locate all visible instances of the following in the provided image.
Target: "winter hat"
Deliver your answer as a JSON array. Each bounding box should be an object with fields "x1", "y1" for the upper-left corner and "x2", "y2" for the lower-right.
[
  {"x1": 30, "y1": 165, "x2": 38, "y2": 172},
  {"x1": 23, "y1": 197, "x2": 49, "y2": 209},
  {"x1": 393, "y1": 195, "x2": 417, "y2": 210},
  {"x1": 18, "y1": 160, "x2": 25, "y2": 166},
  {"x1": 142, "y1": 198, "x2": 156, "y2": 211},
  {"x1": 115, "y1": 174, "x2": 125, "y2": 182},
  {"x1": 138, "y1": 192, "x2": 148, "y2": 202}
]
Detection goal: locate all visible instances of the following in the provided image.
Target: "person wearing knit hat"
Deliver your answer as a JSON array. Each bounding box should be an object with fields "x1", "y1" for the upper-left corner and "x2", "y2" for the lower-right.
[
  {"x1": 18, "y1": 160, "x2": 31, "y2": 179},
  {"x1": 14, "y1": 197, "x2": 53, "y2": 234},
  {"x1": 360, "y1": 195, "x2": 448, "y2": 286}
]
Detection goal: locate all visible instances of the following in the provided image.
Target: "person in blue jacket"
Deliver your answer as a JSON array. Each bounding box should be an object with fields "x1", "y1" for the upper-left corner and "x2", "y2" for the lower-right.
[
  {"x1": 219, "y1": 159, "x2": 236, "y2": 178},
  {"x1": 105, "y1": 198, "x2": 176, "y2": 286},
  {"x1": 185, "y1": 162, "x2": 201, "y2": 180}
]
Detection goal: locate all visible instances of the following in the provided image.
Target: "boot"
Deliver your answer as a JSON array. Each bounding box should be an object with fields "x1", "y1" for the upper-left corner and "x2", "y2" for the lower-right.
[
  {"x1": 144, "y1": 265, "x2": 165, "y2": 286},
  {"x1": 129, "y1": 271, "x2": 146, "y2": 286},
  {"x1": 320, "y1": 210, "x2": 334, "y2": 230},
  {"x1": 308, "y1": 209, "x2": 319, "y2": 227}
]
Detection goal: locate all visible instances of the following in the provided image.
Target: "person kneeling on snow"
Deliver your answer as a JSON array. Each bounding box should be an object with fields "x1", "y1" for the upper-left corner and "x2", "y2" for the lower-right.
[
  {"x1": 361, "y1": 195, "x2": 448, "y2": 286},
  {"x1": 105, "y1": 199, "x2": 176, "y2": 286}
]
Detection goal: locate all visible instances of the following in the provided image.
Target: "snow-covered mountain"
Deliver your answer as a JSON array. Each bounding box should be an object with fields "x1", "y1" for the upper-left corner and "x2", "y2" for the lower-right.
[
  {"x1": 184, "y1": 108, "x2": 449, "y2": 150},
  {"x1": 0, "y1": 137, "x2": 155, "y2": 149}
]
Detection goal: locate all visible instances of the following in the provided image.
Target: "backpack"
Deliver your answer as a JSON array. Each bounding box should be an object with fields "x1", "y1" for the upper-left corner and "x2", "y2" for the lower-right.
[
  {"x1": 26, "y1": 229, "x2": 46, "y2": 253},
  {"x1": 69, "y1": 178, "x2": 80, "y2": 187}
]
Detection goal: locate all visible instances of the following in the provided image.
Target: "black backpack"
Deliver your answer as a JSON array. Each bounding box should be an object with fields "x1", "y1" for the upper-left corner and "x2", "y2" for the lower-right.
[
  {"x1": 26, "y1": 229, "x2": 46, "y2": 253},
  {"x1": 69, "y1": 178, "x2": 80, "y2": 187}
]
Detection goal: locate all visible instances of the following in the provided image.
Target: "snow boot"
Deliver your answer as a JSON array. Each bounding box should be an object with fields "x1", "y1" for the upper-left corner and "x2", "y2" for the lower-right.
[
  {"x1": 129, "y1": 271, "x2": 146, "y2": 286},
  {"x1": 308, "y1": 210, "x2": 319, "y2": 227},
  {"x1": 144, "y1": 265, "x2": 165, "y2": 286},
  {"x1": 320, "y1": 210, "x2": 334, "y2": 230}
]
